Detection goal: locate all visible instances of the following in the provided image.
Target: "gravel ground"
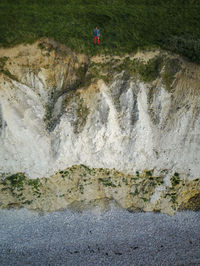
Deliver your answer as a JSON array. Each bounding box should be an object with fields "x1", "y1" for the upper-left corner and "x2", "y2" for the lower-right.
[{"x1": 0, "y1": 208, "x2": 200, "y2": 266}]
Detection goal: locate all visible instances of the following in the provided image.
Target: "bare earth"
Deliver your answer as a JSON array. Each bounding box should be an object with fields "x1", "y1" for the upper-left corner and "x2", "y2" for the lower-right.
[{"x1": 0, "y1": 208, "x2": 199, "y2": 266}]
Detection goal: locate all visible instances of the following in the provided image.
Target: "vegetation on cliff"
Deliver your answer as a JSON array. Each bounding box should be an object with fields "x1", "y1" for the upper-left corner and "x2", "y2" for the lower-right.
[
  {"x1": 0, "y1": 166, "x2": 199, "y2": 214},
  {"x1": 0, "y1": 0, "x2": 200, "y2": 63}
]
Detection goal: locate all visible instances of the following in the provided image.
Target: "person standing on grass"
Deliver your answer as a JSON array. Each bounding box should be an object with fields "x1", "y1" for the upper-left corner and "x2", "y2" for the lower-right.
[{"x1": 93, "y1": 27, "x2": 100, "y2": 45}]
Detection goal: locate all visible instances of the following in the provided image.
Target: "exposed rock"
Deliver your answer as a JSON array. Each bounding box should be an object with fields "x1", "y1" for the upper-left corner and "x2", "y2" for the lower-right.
[
  {"x1": 0, "y1": 39, "x2": 200, "y2": 214},
  {"x1": 0, "y1": 166, "x2": 199, "y2": 215}
]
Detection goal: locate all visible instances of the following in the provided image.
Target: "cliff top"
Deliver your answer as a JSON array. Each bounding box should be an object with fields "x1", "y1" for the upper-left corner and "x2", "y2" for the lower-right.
[{"x1": 0, "y1": 0, "x2": 200, "y2": 63}]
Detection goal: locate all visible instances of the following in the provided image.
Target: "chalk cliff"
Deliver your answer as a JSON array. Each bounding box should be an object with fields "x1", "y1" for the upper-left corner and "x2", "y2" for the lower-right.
[{"x1": 0, "y1": 39, "x2": 199, "y2": 214}]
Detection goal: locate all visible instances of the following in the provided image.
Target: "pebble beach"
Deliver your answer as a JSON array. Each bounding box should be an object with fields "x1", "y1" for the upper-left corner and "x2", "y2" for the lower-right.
[{"x1": 0, "y1": 208, "x2": 200, "y2": 266}]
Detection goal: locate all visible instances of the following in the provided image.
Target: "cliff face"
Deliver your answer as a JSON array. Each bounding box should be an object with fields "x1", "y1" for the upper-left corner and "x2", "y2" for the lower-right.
[
  {"x1": 0, "y1": 39, "x2": 88, "y2": 177},
  {"x1": 0, "y1": 39, "x2": 199, "y2": 214}
]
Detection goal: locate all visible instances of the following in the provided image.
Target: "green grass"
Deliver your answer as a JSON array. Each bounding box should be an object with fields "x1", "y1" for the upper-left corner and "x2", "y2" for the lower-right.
[{"x1": 0, "y1": 0, "x2": 200, "y2": 63}]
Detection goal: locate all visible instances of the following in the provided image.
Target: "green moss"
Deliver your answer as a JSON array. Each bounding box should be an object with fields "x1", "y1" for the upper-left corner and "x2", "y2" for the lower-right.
[
  {"x1": 98, "y1": 177, "x2": 117, "y2": 187},
  {"x1": 145, "y1": 170, "x2": 153, "y2": 177},
  {"x1": 171, "y1": 174, "x2": 180, "y2": 186},
  {"x1": 174, "y1": 172, "x2": 179, "y2": 177},
  {"x1": 1, "y1": 173, "x2": 42, "y2": 200},
  {"x1": 5, "y1": 173, "x2": 26, "y2": 190},
  {"x1": 27, "y1": 178, "x2": 40, "y2": 190}
]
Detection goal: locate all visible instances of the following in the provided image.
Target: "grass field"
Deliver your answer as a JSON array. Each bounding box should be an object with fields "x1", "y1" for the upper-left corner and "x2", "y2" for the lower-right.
[{"x1": 0, "y1": 0, "x2": 200, "y2": 62}]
